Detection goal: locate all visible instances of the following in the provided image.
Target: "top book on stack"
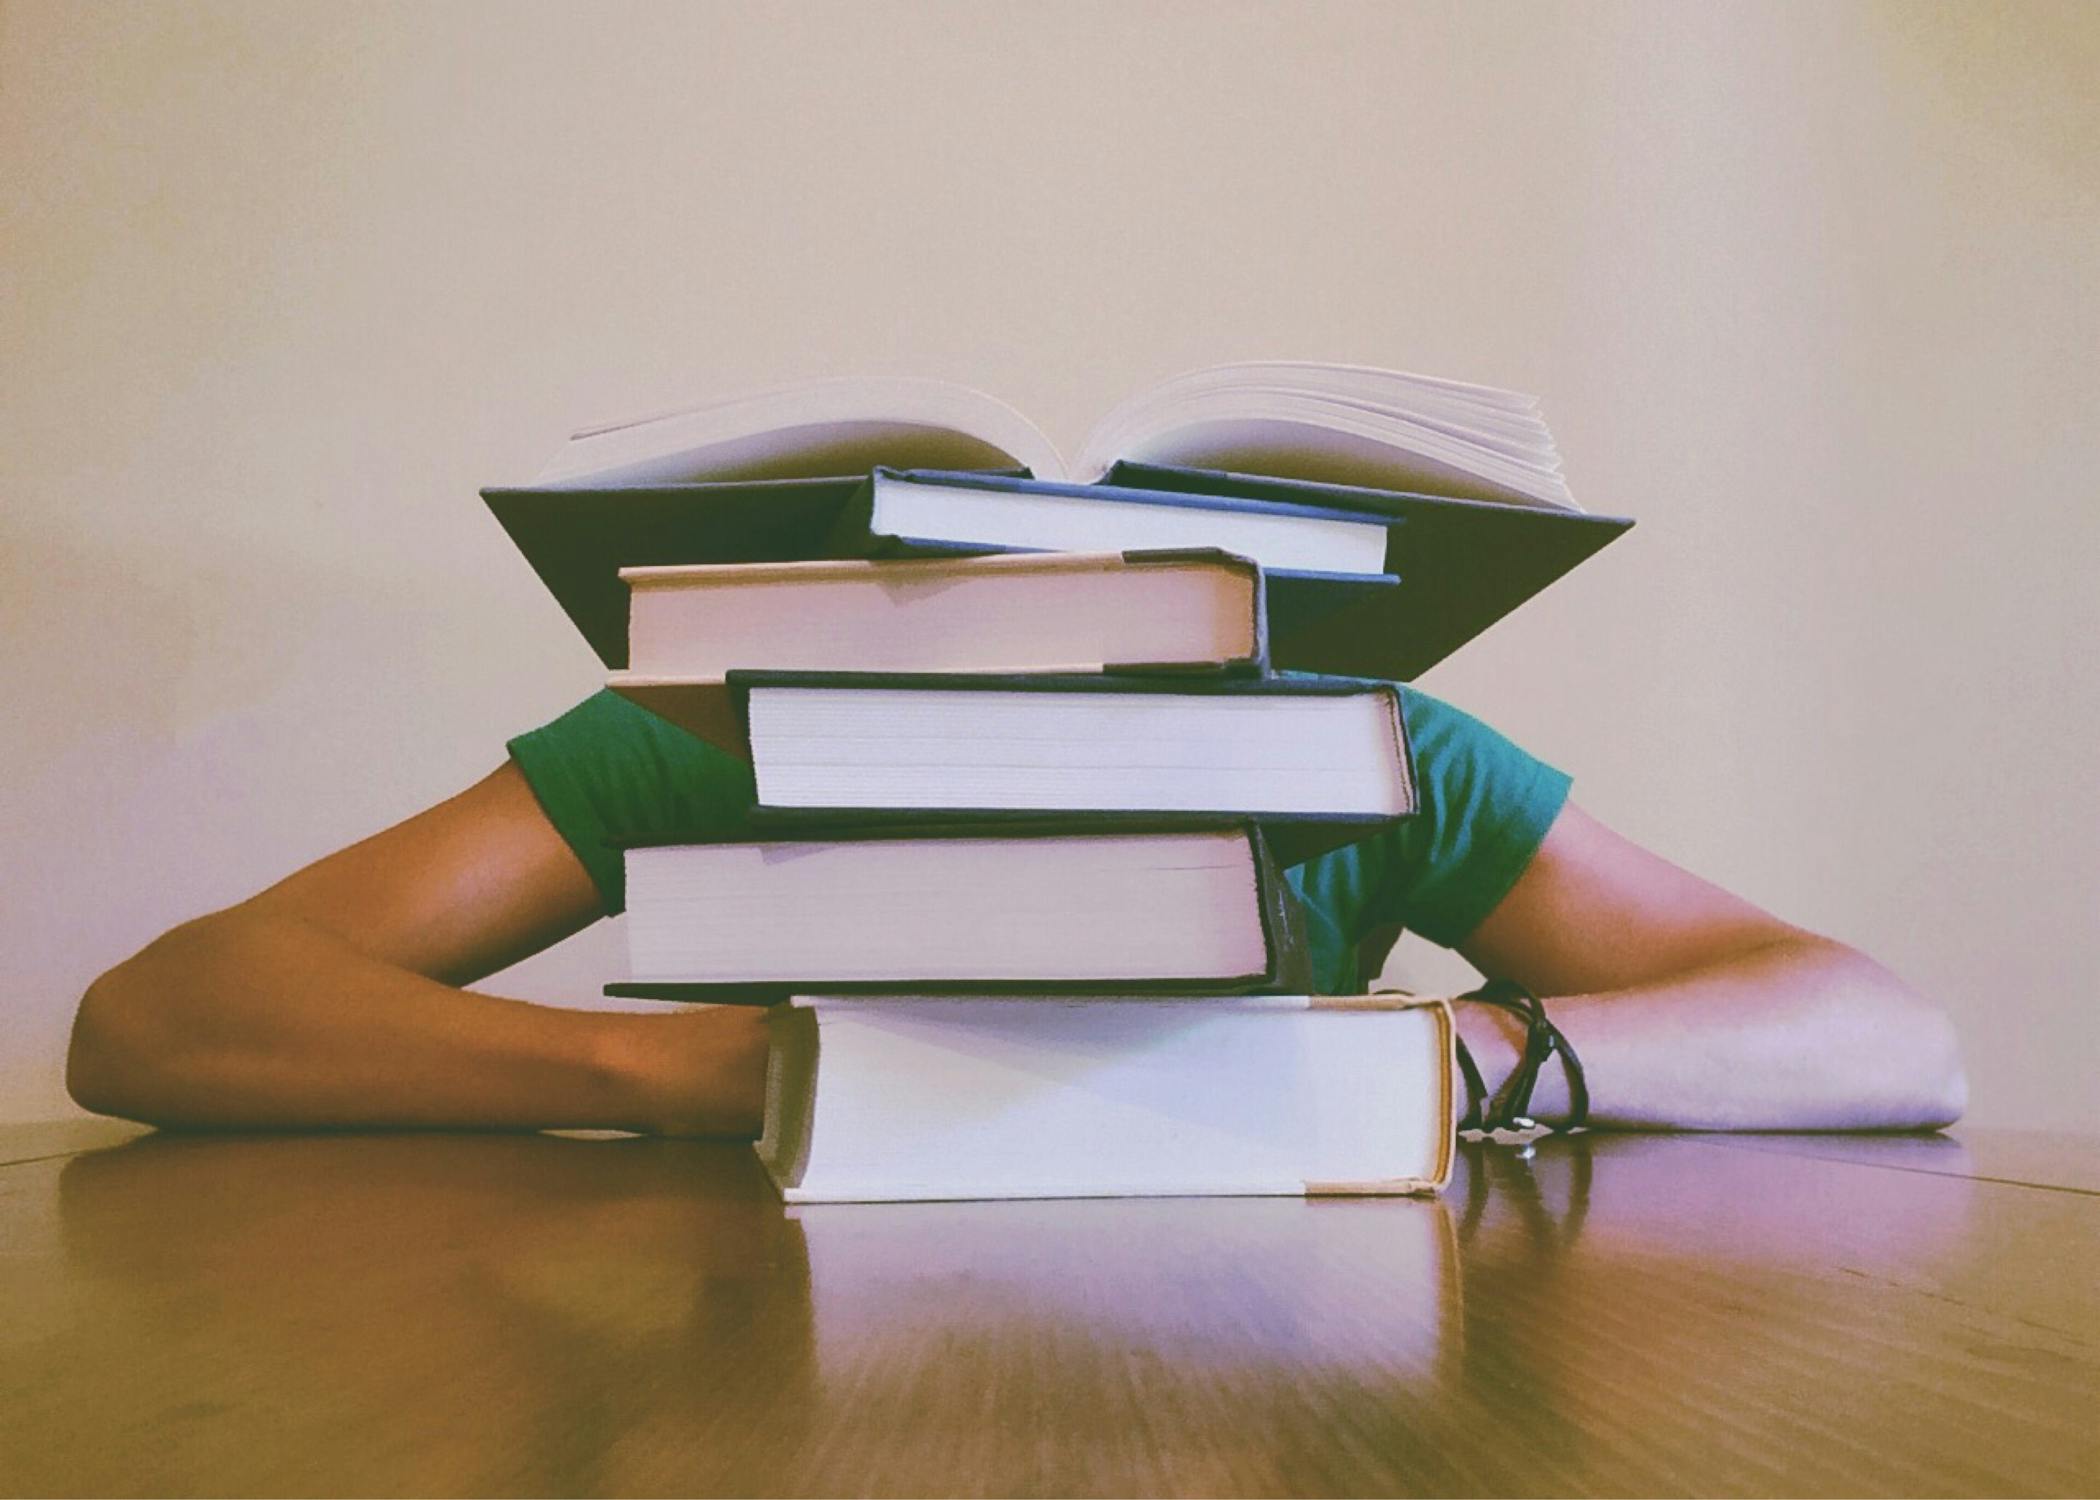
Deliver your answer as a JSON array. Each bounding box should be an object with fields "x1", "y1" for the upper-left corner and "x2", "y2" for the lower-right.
[{"x1": 484, "y1": 362, "x2": 1632, "y2": 682}]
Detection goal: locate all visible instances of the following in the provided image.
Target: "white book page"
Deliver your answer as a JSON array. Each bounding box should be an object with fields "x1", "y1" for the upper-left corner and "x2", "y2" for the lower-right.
[
  {"x1": 527, "y1": 362, "x2": 1570, "y2": 505},
  {"x1": 1166, "y1": 385, "x2": 1559, "y2": 465},
  {"x1": 624, "y1": 832, "x2": 1266, "y2": 983},
  {"x1": 1095, "y1": 392, "x2": 1567, "y2": 486},
  {"x1": 532, "y1": 376, "x2": 1067, "y2": 488},
  {"x1": 1075, "y1": 363, "x2": 1577, "y2": 509},
  {"x1": 621, "y1": 553, "x2": 1256, "y2": 679},
  {"x1": 1094, "y1": 362, "x2": 1555, "y2": 453},
  {"x1": 1088, "y1": 410, "x2": 1576, "y2": 509},
  {"x1": 747, "y1": 687, "x2": 1409, "y2": 816}
]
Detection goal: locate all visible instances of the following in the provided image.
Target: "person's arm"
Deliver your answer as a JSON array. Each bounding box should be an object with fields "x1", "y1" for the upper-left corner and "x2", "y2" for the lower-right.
[
  {"x1": 1450, "y1": 802, "x2": 1966, "y2": 1131},
  {"x1": 66, "y1": 762, "x2": 767, "y2": 1136}
]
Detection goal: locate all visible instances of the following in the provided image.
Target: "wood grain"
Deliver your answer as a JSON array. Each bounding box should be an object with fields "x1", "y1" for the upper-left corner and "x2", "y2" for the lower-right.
[
  {"x1": 0, "y1": 1128, "x2": 2092, "y2": 1496},
  {"x1": 1692, "y1": 1126, "x2": 2100, "y2": 1196}
]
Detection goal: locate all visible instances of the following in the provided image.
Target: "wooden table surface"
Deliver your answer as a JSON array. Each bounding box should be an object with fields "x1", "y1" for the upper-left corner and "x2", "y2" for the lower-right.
[{"x1": 1, "y1": 1121, "x2": 2092, "y2": 1497}]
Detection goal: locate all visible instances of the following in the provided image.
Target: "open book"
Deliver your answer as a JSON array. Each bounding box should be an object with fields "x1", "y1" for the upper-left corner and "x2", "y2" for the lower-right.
[{"x1": 531, "y1": 361, "x2": 1578, "y2": 511}]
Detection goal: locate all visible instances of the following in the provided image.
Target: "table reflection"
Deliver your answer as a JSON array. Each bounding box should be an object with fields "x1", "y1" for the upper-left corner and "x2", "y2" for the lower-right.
[
  {"x1": 1439, "y1": 1132, "x2": 2097, "y2": 1495},
  {"x1": 17, "y1": 1125, "x2": 2089, "y2": 1497},
  {"x1": 43, "y1": 1132, "x2": 813, "y2": 1495}
]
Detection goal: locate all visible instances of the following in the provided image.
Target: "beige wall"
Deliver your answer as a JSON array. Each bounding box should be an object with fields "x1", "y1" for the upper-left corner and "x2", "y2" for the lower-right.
[{"x1": 4, "y1": 1, "x2": 2094, "y2": 1129}]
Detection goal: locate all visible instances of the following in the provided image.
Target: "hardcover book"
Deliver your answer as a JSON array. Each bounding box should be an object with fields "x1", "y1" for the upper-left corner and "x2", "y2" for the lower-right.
[
  {"x1": 756, "y1": 993, "x2": 1458, "y2": 1202},
  {"x1": 610, "y1": 670, "x2": 1415, "y2": 865},
  {"x1": 615, "y1": 548, "x2": 1273, "y2": 682},
  {"x1": 839, "y1": 467, "x2": 1398, "y2": 578},
  {"x1": 607, "y1": 820, "x2": 1311, "y2": 1002}
]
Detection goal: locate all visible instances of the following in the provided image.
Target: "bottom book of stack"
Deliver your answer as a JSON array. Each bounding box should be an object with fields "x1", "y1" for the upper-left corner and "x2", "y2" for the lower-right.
[{"x1": 755, "y1": 994, "x2": 1456, "y2": 1203}]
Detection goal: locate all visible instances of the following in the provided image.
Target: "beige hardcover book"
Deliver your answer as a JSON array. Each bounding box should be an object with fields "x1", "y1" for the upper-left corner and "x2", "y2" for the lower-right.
[
  {"x1": 610, "y1": 548, "x2": 1265, "y2": 711},
  {"x1": 756, "y1": 994, "x2": 1456, "y2": 1203}
]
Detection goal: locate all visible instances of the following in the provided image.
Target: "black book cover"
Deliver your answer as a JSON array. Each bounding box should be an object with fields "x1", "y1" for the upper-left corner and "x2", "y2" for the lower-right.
[
  {"x1": 605, "y1": 817, "x2": 1314, "y2": 1003},
  {"x1": 1106, "y1": 461, "x2": 1634, "y2": 679},
  {"x1": 482, "y1": 476, "x2": 868, "y2": 668},
  {"x1": 615, "y1": 668, "x2": 1416, "y2": 866}
]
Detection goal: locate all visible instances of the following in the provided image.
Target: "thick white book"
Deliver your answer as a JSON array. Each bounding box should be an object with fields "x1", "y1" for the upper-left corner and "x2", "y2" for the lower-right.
[
  {"x1": 608, "y1": 673, "x2": 1415, "y2": 853},
  {"x1": 755, "y1": 994, "x2": 1457, "y2": 1203},
  {"x1": 530, "y1": 360, "x2": 1575, "y2": 511}
]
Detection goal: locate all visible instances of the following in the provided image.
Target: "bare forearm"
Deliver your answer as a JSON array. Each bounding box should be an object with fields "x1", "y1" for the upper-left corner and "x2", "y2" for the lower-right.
[
  {"x1": 68, "y1": 912, "x2": 765, "y2": 1134},
  {"x1": 1456, "y1": 937, "x2": 1966, "y2": 1132}
]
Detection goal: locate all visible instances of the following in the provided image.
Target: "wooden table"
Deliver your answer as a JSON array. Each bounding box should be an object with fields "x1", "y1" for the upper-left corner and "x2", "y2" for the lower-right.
[{"x1": 1, "y1": 1121, "x2": 2093, "y2": 1497}]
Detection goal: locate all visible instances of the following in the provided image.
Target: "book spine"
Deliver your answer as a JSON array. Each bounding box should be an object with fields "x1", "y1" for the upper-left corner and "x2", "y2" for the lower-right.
[
  {"x1": 1247, "y1": 824, "x2": 1315, "y2": 994},
  {"x1": 1383, "y1": 683, "x2": 1419, "y2": 815},
  {"x1": 1103, "y1": 548, "x2": 1269, "y2": 677},
  {"x1": 755, "y1": 1004, "x2": 818, "y2": 1194},
  {"x1": 820, "y1": 474, "x2": 882, "y2": 559},
  {"x1": 1250, "y1": 555, "x2": 1274, "y2": 676}
]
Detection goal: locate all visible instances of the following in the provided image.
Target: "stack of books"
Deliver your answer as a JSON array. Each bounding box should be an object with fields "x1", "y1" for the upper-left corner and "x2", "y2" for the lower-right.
[{"x1": 486, "y1": 363, "x2": 1632, "y2": 1202}]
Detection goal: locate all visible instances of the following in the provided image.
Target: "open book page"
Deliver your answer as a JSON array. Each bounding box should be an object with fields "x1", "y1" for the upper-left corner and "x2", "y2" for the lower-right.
[
  {"x1": 1086, "y1": 361, "x2": 1552, "y2": 449},
  {"x1": 535, "y1": 376, "x2": 1065, "y2": 488},
  {"x1": 1090, "y1": 410, "x2": 1577, "y2": 509},
  {"x1": 529, "y1": 362, "x2": 1573, "y2": 508},
  {"x1": 1075, "y1": 363, "x2": 1576, "y2": 509}
]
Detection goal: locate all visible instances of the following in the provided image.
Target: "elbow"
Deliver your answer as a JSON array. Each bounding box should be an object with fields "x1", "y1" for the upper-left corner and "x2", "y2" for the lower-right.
[
  {"x1": 67, "y1": 920, "x2": 224, "y2": 1124},
  {"x1": 67, "y1": 965, "x2": 146, "y2": 1120},
  {"x1": 1823, "y1": 941, "x2": 1968, "y2": 1130},
  {"x1": 67, "y1": 955, "x2": 173, "y2": 1122},
  {"x1": 1912, "y1": 1002, "x2": 1968, "y2": 1130},
  {"x1": 1872, "y1": 960, "x2": 1967, "y2": 1130}
]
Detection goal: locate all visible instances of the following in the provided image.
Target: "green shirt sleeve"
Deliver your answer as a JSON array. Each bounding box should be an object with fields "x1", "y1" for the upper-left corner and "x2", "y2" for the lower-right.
[
  {"x1": 505, "y1": 690, "x2": 757, "y2": 914},
  {"x1": 1286, "y1": 686, "x2": 1571, "y2": 991}
]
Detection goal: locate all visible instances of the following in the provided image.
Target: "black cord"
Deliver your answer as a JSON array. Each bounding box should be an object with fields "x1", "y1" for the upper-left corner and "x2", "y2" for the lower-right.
[{"x1": 1452, "y1": 979, "x2": 1590, "y2": 1134}]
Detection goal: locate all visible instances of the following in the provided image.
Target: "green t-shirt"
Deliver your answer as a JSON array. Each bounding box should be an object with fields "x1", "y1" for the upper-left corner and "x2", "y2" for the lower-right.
[{"x1": 507, "y1": 687, "x2": 1571, "y2": 994}]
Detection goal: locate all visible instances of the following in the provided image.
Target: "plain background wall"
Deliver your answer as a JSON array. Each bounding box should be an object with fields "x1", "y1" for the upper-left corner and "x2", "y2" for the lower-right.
[{"x1": 4, "y1": 0, "x2": 2094, "y2": 1129}]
